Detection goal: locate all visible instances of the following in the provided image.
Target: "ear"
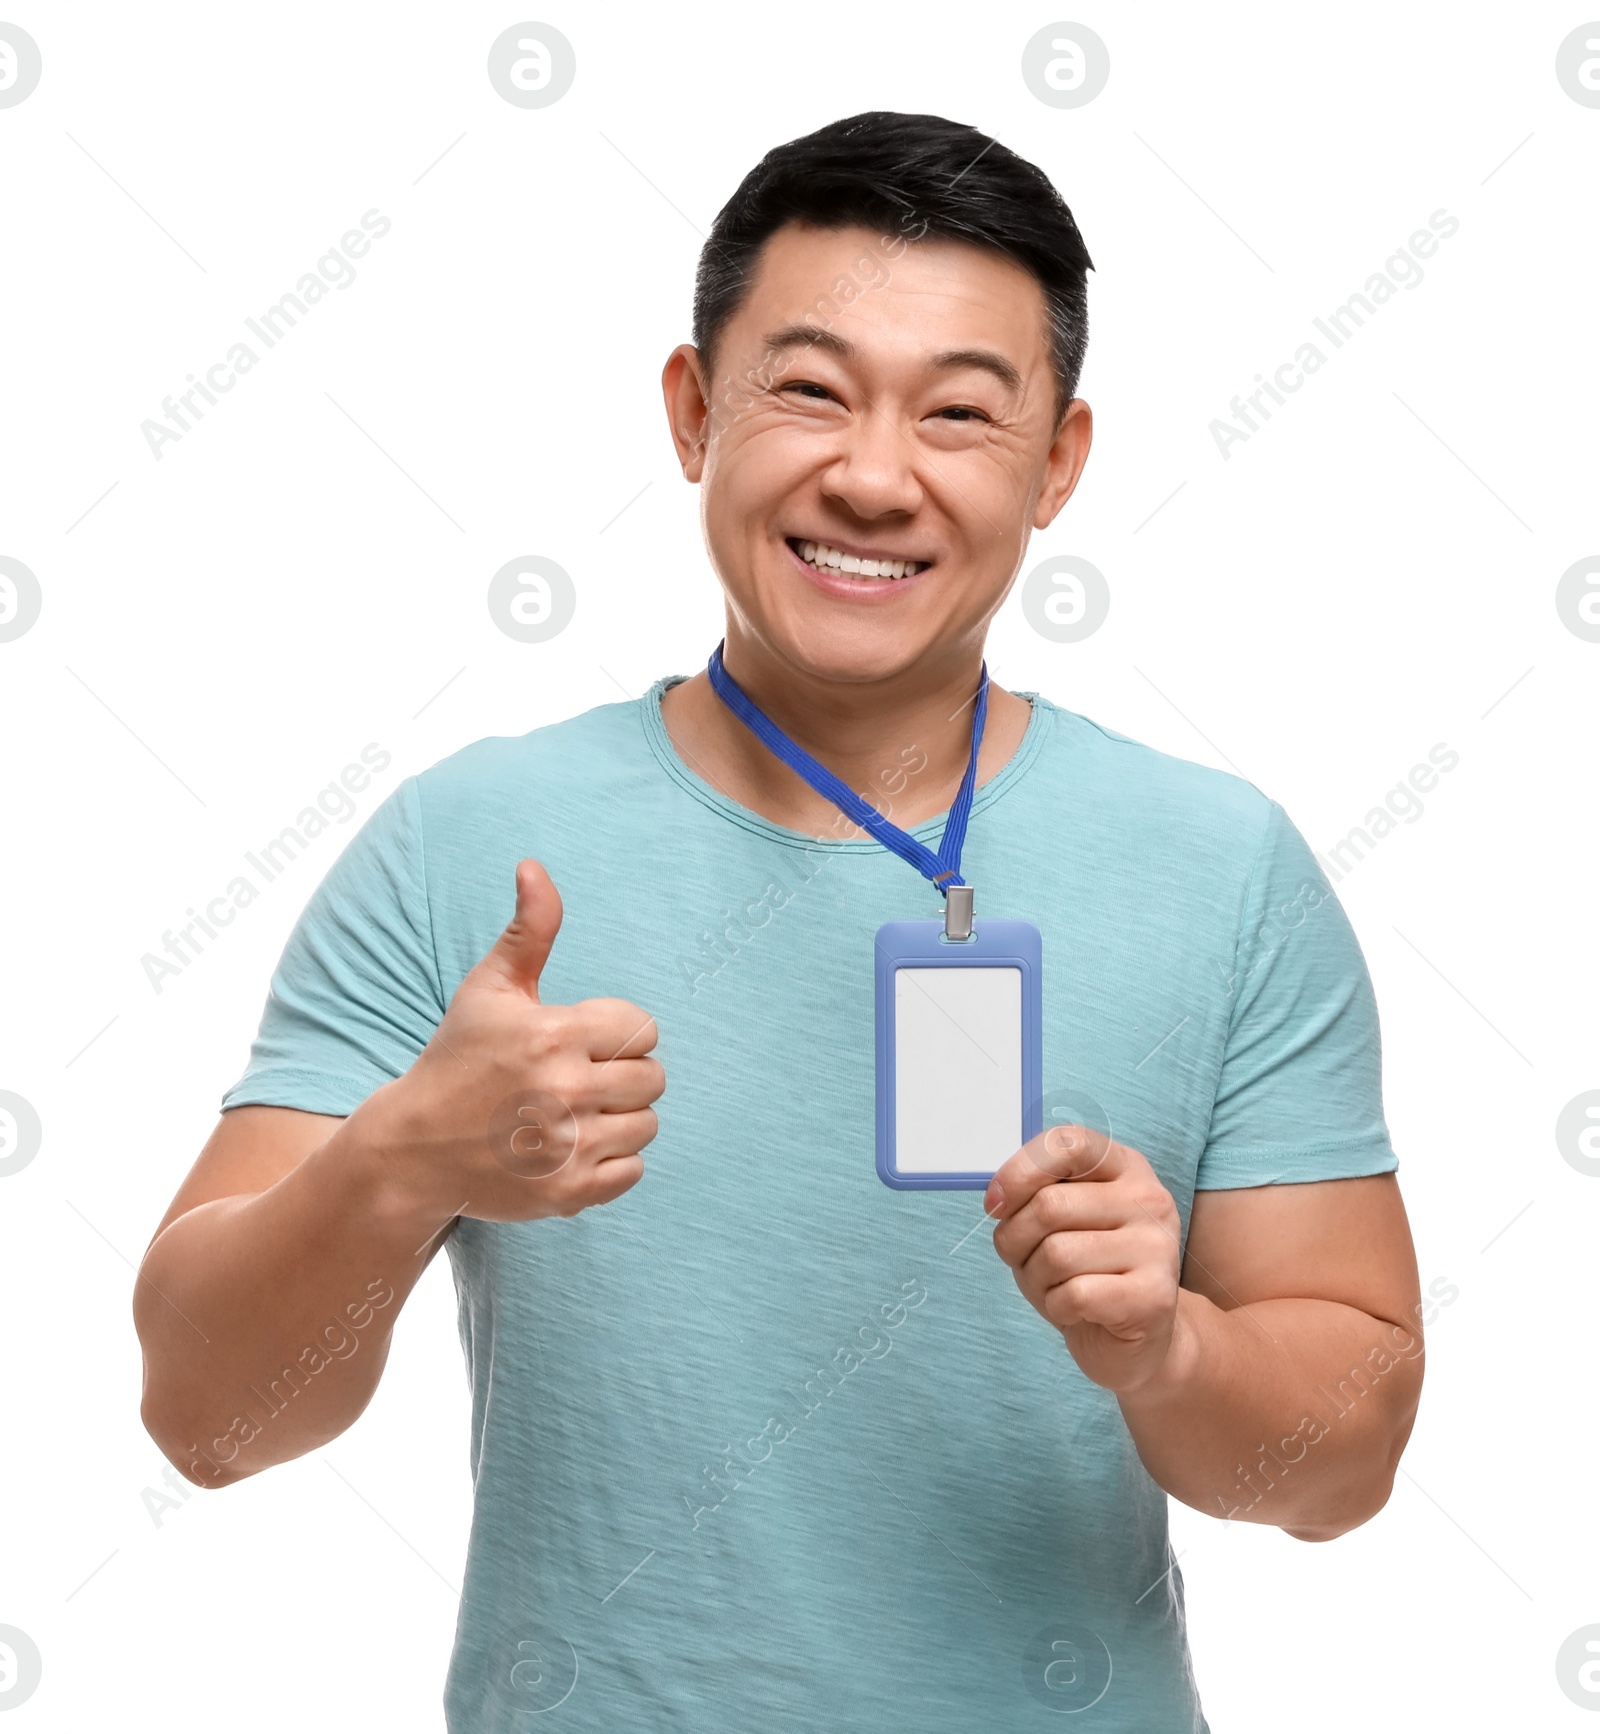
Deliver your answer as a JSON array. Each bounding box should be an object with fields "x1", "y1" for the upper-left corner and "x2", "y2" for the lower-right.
[
  {"x1": 1033, "y1": 397, "x2": 1094, "y2": 530},
  {"x1": 662, "y1": 343, "x2": 713, "y2": 483}
]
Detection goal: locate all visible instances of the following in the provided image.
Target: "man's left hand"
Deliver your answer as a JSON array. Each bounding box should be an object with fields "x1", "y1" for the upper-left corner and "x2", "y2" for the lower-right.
[{"x1": 987, "y1": 1126, "x2": 1188, "y2": 1395}]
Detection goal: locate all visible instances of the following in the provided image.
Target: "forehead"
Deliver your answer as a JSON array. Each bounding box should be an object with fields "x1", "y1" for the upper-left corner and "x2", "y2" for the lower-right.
[{"x1": 730, "y1": 220, "x2": 1051, "y2": 366}]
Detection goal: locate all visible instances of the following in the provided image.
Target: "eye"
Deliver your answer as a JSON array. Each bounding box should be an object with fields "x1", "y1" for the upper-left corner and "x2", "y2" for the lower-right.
[
  {"x1": 935, "y1": 405, "x2": 989, "y2": 422},
  {"x1": 781, "y1": 381, "x2": 835, "y2": 401}
]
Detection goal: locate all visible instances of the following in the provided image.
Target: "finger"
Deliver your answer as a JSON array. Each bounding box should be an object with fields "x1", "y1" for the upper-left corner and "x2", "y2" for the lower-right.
[
  {"x1": 1019, "y1": 1228, "x2": 1137, "y2": 1291},
  {"x1": 579, "y1": 1153, "x2": 646, "y2": 1206},
  {"x1": 1045, "y1": 1270, "x2": 1166, "y2": 1336},
  {"x1": 986, "y1": 1123, "x2": 1128, "y2": 1218},
  {"x1": 586, "y1": 1056, "x2": 665, "y2": 1112},
  {"x1": 992, "y1": 1185, "x2": 1132, "y2": 1267},
  {"x1": 471, "y1": 860, "x2": 563, "y2": 1000},
  {"x1": 575, "y1": 998, "x2": 660, "y2": 1062},
  {"x1": 580, "y1": 1106, "x2": 659, "y2": 1160}
]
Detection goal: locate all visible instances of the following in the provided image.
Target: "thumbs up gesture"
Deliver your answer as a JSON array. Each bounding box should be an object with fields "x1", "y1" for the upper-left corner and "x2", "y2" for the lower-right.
[{"x1": 370, "y1": 860, "x2": 664, "y2": 1228}]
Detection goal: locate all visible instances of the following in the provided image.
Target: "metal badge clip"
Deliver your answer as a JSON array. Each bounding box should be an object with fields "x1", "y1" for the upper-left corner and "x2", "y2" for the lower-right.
[{"x1": 944, "y1": 884, "x2": 974, "y2": 942}]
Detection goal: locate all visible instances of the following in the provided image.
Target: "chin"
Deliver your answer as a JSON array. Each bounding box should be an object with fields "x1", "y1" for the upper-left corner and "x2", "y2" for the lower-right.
[{"x1": 766, "y1": 616, "x2": 940, "y2": 686}]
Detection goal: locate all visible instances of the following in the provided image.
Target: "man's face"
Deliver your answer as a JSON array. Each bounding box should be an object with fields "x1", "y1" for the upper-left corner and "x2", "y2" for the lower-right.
[{"x1": 663, "y1": 220, "x2": 1091, "y2": 687}]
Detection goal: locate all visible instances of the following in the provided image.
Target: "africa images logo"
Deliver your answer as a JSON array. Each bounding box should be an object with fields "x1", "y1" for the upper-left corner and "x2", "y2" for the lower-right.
[
  {"x1": 1209, "y1": 211, "x2": 1460, "y2": 459},
  {"x1": 140, "y1": 211, "x2": 393, "y2": 460},
  {"x1": 139, "y1": 744, "x2": 391, "y2": 993}
]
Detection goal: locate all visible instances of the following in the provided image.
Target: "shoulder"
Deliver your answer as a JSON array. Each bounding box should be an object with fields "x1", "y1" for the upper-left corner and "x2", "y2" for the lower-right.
[
  {"x1": 409, "y1": 692, "x2": 654, "y2": 813},
  {"x1": 1025, "y1": 694, "x2": 1278, "y2": 867}
]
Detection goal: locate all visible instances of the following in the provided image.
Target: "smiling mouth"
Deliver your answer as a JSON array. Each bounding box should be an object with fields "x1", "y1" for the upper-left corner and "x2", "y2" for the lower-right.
[{"x1": 787, "y1": 538, "x2": 931, "y2": 582}]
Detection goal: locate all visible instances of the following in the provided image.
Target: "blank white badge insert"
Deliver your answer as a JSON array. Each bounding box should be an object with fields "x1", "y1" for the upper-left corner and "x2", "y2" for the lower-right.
[{"x1": 893, "y1": 965, "x2": 1023, "y2": 1175}]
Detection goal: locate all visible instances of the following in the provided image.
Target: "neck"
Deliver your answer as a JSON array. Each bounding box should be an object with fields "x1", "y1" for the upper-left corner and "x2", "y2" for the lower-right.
[{"x1": 658, "y1": 625, "x2": 1033, "y2": 837}]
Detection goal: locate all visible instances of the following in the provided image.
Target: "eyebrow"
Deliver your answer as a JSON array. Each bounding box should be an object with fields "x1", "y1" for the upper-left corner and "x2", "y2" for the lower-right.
[{"x1": 760, "y1": 325, "x2": 1024, "y2": 395}]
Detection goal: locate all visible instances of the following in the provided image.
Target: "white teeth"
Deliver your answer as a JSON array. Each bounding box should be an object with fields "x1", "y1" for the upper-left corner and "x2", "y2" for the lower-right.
[{"x1": 793, "y1": 539, "x2": 926, "y2": 581}]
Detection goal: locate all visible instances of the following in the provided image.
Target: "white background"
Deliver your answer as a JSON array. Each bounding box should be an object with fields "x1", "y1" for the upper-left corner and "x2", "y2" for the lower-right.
[{"x1": 2, "y1": 1, "x2": 1597, "y2": 1727}]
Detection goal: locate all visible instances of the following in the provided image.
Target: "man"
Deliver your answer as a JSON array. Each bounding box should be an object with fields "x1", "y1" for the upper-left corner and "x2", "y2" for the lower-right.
[{"x1": 137, "y1": 112, "x2": 1423, "y2": 1730}]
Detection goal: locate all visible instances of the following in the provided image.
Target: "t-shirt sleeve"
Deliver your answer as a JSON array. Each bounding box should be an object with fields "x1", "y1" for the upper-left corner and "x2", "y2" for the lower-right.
[
  {"x1": 1194, "y1": 798, "x2": 1398, "y2": 1190},
  {"x1": 220, "y1": 775, "x2": 447, "y2": 1116}
]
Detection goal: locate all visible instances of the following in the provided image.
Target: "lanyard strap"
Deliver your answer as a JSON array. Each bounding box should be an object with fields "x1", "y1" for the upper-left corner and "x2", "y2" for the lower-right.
[{"x1": 706, "y1": 641, "x2": 989, "y2": 897}]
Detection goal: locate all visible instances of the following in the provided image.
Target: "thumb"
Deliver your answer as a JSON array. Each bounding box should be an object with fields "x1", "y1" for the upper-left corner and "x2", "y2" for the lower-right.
[{"x1": 475, "y1": 859, "x2": 563, "y2": 999}]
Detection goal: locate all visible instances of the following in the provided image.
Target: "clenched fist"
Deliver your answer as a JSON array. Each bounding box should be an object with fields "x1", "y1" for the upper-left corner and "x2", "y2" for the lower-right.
[
  {"x1": 987, "y1": 1125, "x2": 1183, "y2": 1395},
  {"x1": 366, "y1": 859, "x2": 664, "y2": 1229}
]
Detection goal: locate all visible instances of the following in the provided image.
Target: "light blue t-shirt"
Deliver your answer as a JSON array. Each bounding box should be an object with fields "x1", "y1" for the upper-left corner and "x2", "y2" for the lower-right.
[{"x1": 223, "y1": 678, "x2": 1397, "y2": 1731}]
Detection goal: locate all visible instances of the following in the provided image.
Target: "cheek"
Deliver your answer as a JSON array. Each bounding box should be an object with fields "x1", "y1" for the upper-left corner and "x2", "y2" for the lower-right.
[
  {"x1": 707, "y1": 434, "x2": 860, "y2": 589},
  {"x1": 925, "y1": 448, "x2": 1033, "y2": 542},
  {"x1": 705, "y1": 414, "x2": 819, "y2": 509}
]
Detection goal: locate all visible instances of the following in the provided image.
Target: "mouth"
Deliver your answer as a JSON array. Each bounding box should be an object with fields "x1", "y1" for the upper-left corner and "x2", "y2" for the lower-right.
[{"x1": 785, "y1": 537, "x2": 932, "y2": 583}]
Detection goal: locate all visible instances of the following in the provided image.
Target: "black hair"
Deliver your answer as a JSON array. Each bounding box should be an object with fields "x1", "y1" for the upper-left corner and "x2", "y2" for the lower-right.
[{"x1": 692, "y1": 111, "x2": 1093, "y2": 428}]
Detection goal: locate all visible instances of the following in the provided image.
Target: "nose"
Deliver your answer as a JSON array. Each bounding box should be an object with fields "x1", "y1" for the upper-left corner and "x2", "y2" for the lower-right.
[{"x1": 820, "y1": 401, "x2": 926, "y2": 523}]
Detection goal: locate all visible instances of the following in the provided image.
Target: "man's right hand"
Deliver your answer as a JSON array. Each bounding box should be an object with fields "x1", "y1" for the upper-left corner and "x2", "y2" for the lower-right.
[
  {"x1": 366, "y1": 858, "x2": 664, "y2": 1229},
  {"x1": 135, "y1": 855, "x2": 658, "y2": 1483}
]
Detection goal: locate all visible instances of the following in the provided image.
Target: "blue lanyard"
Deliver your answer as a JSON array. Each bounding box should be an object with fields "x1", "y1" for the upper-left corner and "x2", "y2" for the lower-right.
[{"x1": 705, "y1": 641, "x2": 989, "y2": 897}]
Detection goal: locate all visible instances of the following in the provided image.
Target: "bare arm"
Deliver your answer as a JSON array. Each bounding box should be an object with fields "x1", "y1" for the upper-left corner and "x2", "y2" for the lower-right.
[
  {"x1": 1117, "y1": 1173, "x2": 1422, "y2": 1540},
  {"x1": 136, "y1": 860, "x2": 664, "y2": 1487},
  {"x1": 134, "y1": 1094, "x2": 448, "y2": 1486},
  {"x1": 988, "y1": 1131, "x2": 1422, "y2": 1542}
]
